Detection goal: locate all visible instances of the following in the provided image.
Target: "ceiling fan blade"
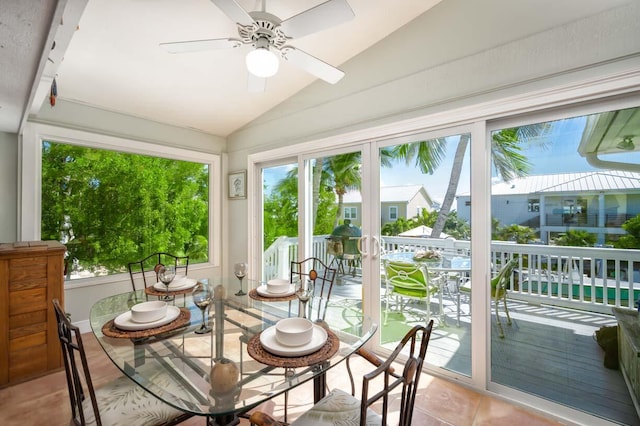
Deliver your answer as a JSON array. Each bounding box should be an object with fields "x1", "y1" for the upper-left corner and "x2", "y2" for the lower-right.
[
  {"x1": 160, "y1": 38, "x2": 243, "y2": 53},
  {"x1": 280, "y1": 46, "x2": 344, "y2": 84},
  {"x1": 210, "y1": 0, "x2": 255, "y2": 26},
  {"x1": 280, "y1": 0, "x2": 355, "y2": 39},
  {"x1": 247, "y1": 73, "x2": 267, "y2": 93}
]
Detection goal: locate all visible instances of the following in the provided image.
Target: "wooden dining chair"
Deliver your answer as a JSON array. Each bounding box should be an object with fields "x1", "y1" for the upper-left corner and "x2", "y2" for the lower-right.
[
  {"x1": 290, "y1": 257, "x2": 337, "y2": 322},
  {"x1": 53, "y1": 299, "x2": 193, "y2": 426},
  {"x1": 383, "y1": 259, "x2": 442, "y2": 327},
  {"x1": 249, "y1": 321, "x2": 434, "y2": 426},
  {"x1": 127, "y1": 252, "x2": 189, "y2": 292}
]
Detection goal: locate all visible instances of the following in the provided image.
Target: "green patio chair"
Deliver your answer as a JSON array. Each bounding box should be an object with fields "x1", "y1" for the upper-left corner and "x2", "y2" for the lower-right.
[
  {"x1": 383, "y1": 259, "x2": 441, "y2": 327},
  {"x1": 462, "y1": 257, "x2": 518, "y2": 338}
]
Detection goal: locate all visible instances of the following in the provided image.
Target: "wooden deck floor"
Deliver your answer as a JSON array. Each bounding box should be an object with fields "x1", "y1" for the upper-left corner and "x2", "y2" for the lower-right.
[{"x1": 330, "y1": 274, "x2": 639, "y2": 425}]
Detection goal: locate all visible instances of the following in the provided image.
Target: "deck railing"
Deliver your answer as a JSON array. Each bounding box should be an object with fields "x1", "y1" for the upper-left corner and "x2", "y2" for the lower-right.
[{"x1": 263, "y1": 235, "x2": 640, "y2": 314}]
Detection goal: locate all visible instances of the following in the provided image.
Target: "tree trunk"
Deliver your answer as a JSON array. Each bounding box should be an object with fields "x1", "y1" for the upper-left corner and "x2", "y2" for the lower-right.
[
  {"x1": 334, "y1": 191, "x2": 344, "y2": 229},
  {"x1": 312, "y1": 158, "x2": 323, "y2": 230},
  {"x1": 432, "y1": 134, "x2": 469, "y2": 238}
]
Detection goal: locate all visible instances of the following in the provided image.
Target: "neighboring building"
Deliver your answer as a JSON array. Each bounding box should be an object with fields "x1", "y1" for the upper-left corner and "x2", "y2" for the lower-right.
[
  {"x1": 342, "y1": 185, "x2": 434, "y2": 227},
  {"x1": 457, "y1": 171, "x2": 640, "y2": 244}
]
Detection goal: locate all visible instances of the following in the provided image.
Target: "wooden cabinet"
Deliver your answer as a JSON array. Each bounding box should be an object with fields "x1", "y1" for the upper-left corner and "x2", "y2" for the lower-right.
[
  {"x1": 0, "y1": 241, "x2": 66, "y2": 387},
  {"x1": 613, "y1": 307, "x2": 640, "y2": 417}
]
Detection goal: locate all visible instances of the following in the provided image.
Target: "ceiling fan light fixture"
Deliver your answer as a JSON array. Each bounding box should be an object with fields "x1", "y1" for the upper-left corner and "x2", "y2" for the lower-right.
[
  {"x1": 246, "y1": 47, "x2": 279, "y2": 78},
  {"x1": 616, "y1": 136, "x2": 635, "y2": 151}
]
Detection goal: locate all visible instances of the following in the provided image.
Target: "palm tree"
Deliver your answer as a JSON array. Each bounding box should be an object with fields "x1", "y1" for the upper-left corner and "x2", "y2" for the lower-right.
[
  {"x1": 274, "y1": 149, "x2": 394, "y2": 234},
  {"x1": 323, "y1": 153, "x2": 362, "y2": 228},
  {"x1": 394, "y1": 124, "x2": 549, "y2": 238}
]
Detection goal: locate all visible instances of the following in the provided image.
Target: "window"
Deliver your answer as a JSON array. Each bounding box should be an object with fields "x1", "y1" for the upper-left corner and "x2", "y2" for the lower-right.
[
  {"x1": 389, "y1": 206, "x2": 398, "y2": 220},
  {"x1": 344, "y1": 207, "x2": 357, "y2": 220},
  {"x1": 18, "y1": 124, "x2": 221, "y2": 284},
  {"x1": 40, "y1": 141, "x2": 211, "y2": 279},
  {"x1": 528, "y1": 199, "x2": 540, "y2": 212}
]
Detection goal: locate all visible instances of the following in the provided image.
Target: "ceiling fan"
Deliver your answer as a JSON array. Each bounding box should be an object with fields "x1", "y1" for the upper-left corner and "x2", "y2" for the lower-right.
[{"x1": 160, "y1": 0, "x2": 355, "y2": 92}]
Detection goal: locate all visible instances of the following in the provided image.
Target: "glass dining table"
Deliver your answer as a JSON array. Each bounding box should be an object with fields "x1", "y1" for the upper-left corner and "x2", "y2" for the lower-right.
[{"x1": 89, "y1": 278, "x2": 376, "y2": 426}]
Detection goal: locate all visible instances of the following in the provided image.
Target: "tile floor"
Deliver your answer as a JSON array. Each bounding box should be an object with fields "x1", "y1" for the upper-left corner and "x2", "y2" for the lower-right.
[{"x1": 0, "y1": 333, "x2": 566, "y2": 426}]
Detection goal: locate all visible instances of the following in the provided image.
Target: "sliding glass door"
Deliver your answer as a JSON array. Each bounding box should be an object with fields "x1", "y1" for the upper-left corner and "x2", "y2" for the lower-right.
[{"x1": 374, "y1": 128, "x2": 473, "y2": 378}]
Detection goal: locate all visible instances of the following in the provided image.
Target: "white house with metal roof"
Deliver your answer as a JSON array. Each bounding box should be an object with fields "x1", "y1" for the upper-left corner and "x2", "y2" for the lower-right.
[
  {"x1": 457, "y1": 171, "x2": 640, "y2": 244},
  {"x1": 342, "y1": 185, "x2": 434, "y2": 227}
]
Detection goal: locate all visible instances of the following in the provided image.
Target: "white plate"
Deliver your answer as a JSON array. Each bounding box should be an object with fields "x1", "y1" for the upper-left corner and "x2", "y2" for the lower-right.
[
  {"x1": 260, "y1": 324, "x2": 328, "y2": 357},
  {"x1": 153, "y1": 276, "x2": 198, "y2": 291},
  {"x1": 114, "y1": 305, "x2": 181, "y2": 331},
  {"x1": 256, "y1": 284, "x2": 295, "y2": 298}
]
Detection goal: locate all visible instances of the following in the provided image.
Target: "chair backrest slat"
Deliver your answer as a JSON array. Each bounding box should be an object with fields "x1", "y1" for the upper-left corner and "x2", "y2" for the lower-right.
[
  {"x1": 290, "y1": 257, "x2": 337, "y2": 322},
  {"x1": 360, "y1": 321, "x2": 434, "y2": 426},
  {"x1": 127, "y1": 252, "x2": 189, "y2": 292}
]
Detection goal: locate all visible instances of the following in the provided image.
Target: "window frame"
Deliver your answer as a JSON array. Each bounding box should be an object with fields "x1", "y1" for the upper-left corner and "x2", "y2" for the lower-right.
[
  {"x1": 389, "y1": 206, "x2": 398, "y2": 220},
  {"x1": 344, "y1": 206, "x2": 357, "y2": 220},
  {"x1": 20, "y1": 123, "x2": 221, "y2": 284}
]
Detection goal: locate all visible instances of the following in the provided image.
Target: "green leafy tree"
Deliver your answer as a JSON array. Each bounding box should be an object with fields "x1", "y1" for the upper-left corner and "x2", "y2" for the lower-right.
[
  {"x1": 323, "y1": 153, "x2": 362, "y2": 228},
  {"x1": 412, "y1": 208, "x2": 438, "y2": 227},
  {"x1": 495, "y1": 224, "x2": 537, "y2": 244},
  {"x1": 41, "y1": 142, "x2": 209, "y2": 274},
  {"x1": 615, "y1": 214, "x2": 640, "y2": 249},
  {"x1": 381, "y1": 217, "x2": 415, "y2": 236},
  {"x1": 394, "y1": 124, "x2": 550, "y2": 238},
  {"x1": 554, "y1": 230, "x2": 596, "y2": 247},
  {"x1": 264, "y1": 168, "x2": 336, "y2": 248},
  {"x1": 442, "y1": 211, "x2": 471, "y2": 240}
]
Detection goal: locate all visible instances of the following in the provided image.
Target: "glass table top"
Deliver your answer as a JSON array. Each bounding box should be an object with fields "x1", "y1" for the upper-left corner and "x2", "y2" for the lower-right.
[{"x1": 89, "y1": 279, "x2": 376, "y2": 422}]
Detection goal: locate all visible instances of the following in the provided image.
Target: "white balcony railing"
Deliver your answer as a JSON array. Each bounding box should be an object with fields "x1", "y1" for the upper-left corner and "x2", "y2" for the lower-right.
[{"x1": 263, "y1": 235, "x2": 640, "y2": 314}]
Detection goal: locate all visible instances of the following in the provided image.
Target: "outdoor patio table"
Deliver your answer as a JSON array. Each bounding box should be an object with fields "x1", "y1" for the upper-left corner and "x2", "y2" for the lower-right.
[
  {"x1": 381, "y1": 251, "x2": 471, "y2": 326},
  {"x1": 89, "y1": 279, "x2": 377, "y2": 426}
]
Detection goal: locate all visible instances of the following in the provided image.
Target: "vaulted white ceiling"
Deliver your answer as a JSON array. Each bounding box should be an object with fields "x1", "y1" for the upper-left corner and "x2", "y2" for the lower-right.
[{"x1": 1, "y1": 0, "x2": 441, "y2": 137}]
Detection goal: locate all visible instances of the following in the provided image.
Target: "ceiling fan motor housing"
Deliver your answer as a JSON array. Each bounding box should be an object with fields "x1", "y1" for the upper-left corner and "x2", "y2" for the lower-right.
[{"x1": 239, "y1": 12, "x2": 288, "y2": 50}]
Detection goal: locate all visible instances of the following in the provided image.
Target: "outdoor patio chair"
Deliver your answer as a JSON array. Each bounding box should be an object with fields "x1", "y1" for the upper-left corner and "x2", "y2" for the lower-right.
[
  {"x1": 383, "y1": 259, "x2": 442, "y2": 327},
  {"x1": 52, "y1": 299, "x2": 192, "y2": 426},
  {"x1": 127, "y1": 252, "x2": 189, "y2": 292},
  {"x1": 460, "y1": 257, "x2": 518, "y2": 338},
  {"x1": 248, "y1": 321, "x2": 434, "y2": 426}
]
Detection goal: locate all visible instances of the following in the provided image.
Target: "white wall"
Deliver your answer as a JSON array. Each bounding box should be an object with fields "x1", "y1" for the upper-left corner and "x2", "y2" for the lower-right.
[
  {"x1": 227, "y1": 0, "x2": 639, "y2": 152},
  {"x1": 33, "y1": 99, "x2": 226, "y2": 153},
  {"x1": 0, "y1": 131, "x2": 18, "y2": 243},
  {"x1": 224, "y1": 0, "x2": 640, "y2": 273}
]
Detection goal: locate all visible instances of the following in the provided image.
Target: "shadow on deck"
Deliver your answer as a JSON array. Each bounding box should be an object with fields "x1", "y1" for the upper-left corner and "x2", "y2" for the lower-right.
[{"x1": 328, "y1": 272, "x2": 638, "y2": 426}]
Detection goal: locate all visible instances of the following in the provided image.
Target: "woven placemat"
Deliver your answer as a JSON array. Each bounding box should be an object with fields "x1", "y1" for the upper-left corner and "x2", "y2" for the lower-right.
[
  {"x1": 145, "y1": 286, "x2": 196, "y2": 297},
  {"x1": 248, "y1": 288, "x2": 298, "y2": 302},
  {"x1": 247, "y1": 328, "x2": 339, "y2": 368},
  {"x1": 101, "y1": 307, "x2": 191, "y2": 339}
]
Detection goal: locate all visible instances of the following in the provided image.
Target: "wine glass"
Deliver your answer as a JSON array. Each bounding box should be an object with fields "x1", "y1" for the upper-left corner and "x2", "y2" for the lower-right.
[
  {"x1": 192, "y1": 284, "x2": 213, "y2": 334},
  {"x1": 158, "y1": 265, "x2": 176, "y2": 301},
  {"x1": 234, "y1": 262, "x2": 247, "y2": 296},
  {"x1": 296, "y1": 280, "x2": 314, "y2": 319}
]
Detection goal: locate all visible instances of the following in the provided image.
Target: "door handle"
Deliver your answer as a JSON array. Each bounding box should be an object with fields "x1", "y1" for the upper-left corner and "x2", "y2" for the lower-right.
[
  {"x1": 358, "y1": 235, "x2": 368, "y2": 257},
  {"x1": 371, "y1": 236, "x2": 380, "y2": 258}
]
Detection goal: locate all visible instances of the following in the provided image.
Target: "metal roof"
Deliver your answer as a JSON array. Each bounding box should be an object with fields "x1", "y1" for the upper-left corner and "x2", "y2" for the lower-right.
[
  {"x1": 343, "y1": 185, "x2": 425, "y2": 203},
  {"x1": 489, "y1": 170, "x2": 640, "y2": 196}
]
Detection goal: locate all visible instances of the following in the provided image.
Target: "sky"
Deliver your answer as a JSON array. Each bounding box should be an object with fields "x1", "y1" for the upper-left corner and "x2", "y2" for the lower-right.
[{"x1": 263, "y1": 112, "x2": 640, "y2": 206}]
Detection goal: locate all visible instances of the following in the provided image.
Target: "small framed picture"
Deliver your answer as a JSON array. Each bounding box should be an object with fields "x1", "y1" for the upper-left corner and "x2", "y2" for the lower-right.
[{"x1": 228, "y1": 170, "x2": 247, "y2": 199}]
